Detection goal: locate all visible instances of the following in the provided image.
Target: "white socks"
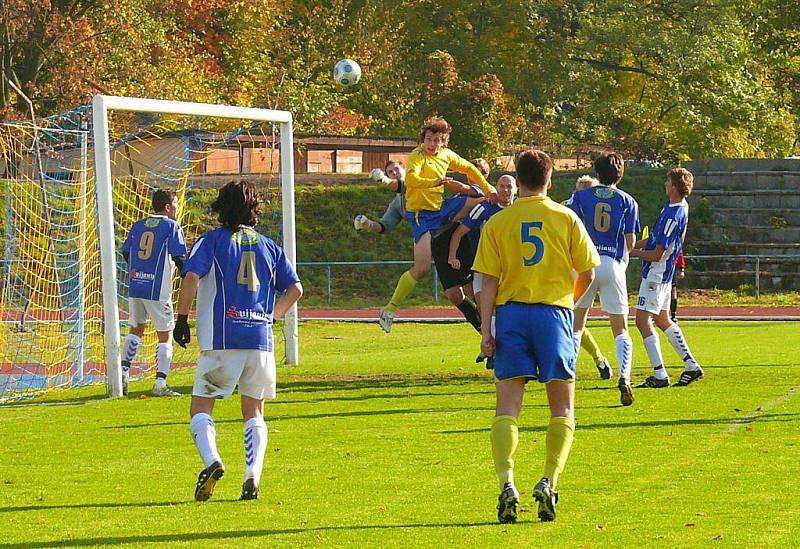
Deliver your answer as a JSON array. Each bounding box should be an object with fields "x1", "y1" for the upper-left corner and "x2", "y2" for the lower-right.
[
  {"x1": 615, "y1": 333, "x2": 633, "y2": 381},
  {"x1": 643, "y1": 334, "x2": 668, "y2": 379},
  {"x1": 664, "y1": 324, "x2": 700, "y2": 370},
  {"x1": 155, "y1": 342, "x2": 173, "y2": 387},
  {"x1": 190, "y1": 413, "x2": 222, "y2": 468},
  {"x1": 572, "y1": 331, "x2": 582, "y2": 357},
  {"x1": 121, "y1": 334, "x2": 141, "y2": 369},
  {"x1": 244, "y1": 417, "x2": 269, "y2": 486}
]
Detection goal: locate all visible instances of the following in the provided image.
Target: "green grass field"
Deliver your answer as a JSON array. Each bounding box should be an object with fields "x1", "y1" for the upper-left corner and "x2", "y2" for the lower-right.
[{"x1": 2, "y1": 320, "x2": 799, "y2": 547}]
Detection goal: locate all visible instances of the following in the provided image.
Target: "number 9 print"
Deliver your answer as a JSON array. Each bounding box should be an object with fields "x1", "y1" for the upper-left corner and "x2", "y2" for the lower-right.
[{"x1": 521, "y1": 222, "x2": 544, "y2": 266}]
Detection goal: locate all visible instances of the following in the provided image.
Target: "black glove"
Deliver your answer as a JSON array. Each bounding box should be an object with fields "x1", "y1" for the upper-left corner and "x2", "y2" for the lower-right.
[{"x1": 173, "y1": 314, "x2": 190, "y2": 348}]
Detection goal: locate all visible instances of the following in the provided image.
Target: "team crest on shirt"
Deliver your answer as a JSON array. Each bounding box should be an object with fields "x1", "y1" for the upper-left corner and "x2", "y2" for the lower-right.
[
  {"x1": 144, "y1": 218, "x2": 161, "y2": 228},
  {"x1": 593, "y1": 187, "x2": 616, "y2": 199},
  {"x1": 232, "y1": 229, "x2": 259, "y2": 245}
]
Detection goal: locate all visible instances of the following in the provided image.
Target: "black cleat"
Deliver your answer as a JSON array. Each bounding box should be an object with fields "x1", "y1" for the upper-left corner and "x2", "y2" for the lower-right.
[
  {"x1": 675, "y1": 367, "x2": 704, "y2": 387},
  {"x1": 240, "y1": 477, "x2": 260, "y2": 500},
  {"x1": 486, "y1": 356, "x2": 495, "y2": 370},
  {"x1": 637, "y1": 375, "x2": 670, "y2": 388},
  {"x1": 497, "y1": 483, "x2": 519, "y2": 524},
  {"x1": 194, "y1": 461, "x2": 224, "y2": 502},
  {"x1": 618, "y1": 378, "x2": 634, "y2": 406},
  {"x1": 533, "y1": 477, "x2": 558, "y2": 522},
  {"x1": 476, "y1": 352, "x2": 487, "y2": 363},
  {"x1": 596, "y1": 359, "x2": 612, "y2": 380}
]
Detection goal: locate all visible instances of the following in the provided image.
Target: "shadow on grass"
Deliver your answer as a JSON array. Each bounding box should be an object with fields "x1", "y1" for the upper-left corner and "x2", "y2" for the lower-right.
[
  {"x1": 440, "y1": 412, "x2": 800, "y2": 434},
  {"x1": 2, "y1": 373, "x2": 491, "y2": 408},
  {"x1": 103, "y1": 405, "x2": 502, "y2": 430},
  {"x1": 2, "y1": 521, "x2": 504, "y2": 547},
  {"x1": 0, "y1": 499, "x2": 239, "y2": 513}
]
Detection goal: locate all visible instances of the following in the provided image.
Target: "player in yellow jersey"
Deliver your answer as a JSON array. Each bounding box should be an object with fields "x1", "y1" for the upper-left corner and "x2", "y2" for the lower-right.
[
  {"x1": 473, "y1": 149, "x2": 600, "y2": 523},
  {"x1": 378, "y1": 117, "x2": 496, "y2": 332}
]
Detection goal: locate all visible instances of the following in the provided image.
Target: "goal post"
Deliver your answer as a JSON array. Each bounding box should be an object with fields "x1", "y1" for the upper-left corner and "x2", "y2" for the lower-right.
[{"x1": 91, "y1": 95, "x2": 299, "y2": 398}]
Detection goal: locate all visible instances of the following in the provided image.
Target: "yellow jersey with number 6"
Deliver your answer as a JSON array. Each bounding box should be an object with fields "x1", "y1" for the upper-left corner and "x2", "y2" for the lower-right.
[{"x1": 473, "y1": 195, "x2": 600, "y2": 308}]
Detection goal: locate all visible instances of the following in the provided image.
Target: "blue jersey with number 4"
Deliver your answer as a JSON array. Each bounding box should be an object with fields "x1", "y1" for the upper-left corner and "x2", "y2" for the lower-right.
[
  {"x1": 122, "y1": 215, "x2": 186, "y2": 301},
  {"x1": 566, "y1": 186, "x2": 639, "y2": 262},
  {"x1": 183, "y1": 226, "x2": 300, "y2": 352},
  {"x1": 641, "y1": 200, "x2": 689, "y2": 284}
]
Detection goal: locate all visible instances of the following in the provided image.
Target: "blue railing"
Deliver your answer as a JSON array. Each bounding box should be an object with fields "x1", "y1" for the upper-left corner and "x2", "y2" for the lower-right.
[{"x1": 297, "y1": 260, "x2": 440, "y2": 304}]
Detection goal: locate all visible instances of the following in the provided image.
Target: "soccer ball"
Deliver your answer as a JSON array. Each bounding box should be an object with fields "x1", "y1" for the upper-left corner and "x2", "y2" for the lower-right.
[{"x1": 333, "y1": 59, "x2": 362, "y2": 87}]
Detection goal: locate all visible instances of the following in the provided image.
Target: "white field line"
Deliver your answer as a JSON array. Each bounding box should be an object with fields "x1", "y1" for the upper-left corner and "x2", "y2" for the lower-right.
[{"x1": 724, "y1": 386, "x2": 800, "y2": 433}]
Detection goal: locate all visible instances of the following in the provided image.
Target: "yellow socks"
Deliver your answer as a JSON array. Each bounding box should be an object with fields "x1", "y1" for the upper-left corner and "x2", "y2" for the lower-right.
[
  {"x1": 581, "y1": 329, "x2": 605, "y2": 365},
  {"x1": 385, "y1": 270, "x2": 417, "y2": 313},
  {"x1": 544, "y1": 416, "x2": 575, "y2": 489},
  {"x1": 491, "y1": 415, "x2": 519, "y2": 487}
]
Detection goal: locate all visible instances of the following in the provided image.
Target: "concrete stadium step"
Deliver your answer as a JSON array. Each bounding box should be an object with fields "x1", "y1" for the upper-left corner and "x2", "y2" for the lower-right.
[
  {"x1": 707, "y1": 208, "x2": 800, "y2": 226},
  {"x1": 694, "y1": 171, "x2": 800, "y2": 191},
  {"x1": 692, "y1": 189, "x2": 800, "y2": 209},
  {"x1": 689, "y1": 224, "x2": 800, "y2": 244}
]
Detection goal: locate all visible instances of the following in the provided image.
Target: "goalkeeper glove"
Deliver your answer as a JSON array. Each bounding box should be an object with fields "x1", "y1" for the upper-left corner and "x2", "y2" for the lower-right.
[
  {"x1": 173, "y1": 314, "x2": 191, "y2": 348},
  {"x1": 369, "y1": 168, "x2": 393, "y2": 185}
]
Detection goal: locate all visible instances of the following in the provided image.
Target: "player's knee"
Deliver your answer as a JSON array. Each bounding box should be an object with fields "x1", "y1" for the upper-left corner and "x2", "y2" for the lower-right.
[{"x1": 444, "y1": 287, "x2": 463, "y2": 305}]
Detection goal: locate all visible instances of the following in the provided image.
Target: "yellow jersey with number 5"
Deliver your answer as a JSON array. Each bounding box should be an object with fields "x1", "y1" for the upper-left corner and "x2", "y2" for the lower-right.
[{"x1": 473, "y1": 195, "x2": 600, "y2": 308}]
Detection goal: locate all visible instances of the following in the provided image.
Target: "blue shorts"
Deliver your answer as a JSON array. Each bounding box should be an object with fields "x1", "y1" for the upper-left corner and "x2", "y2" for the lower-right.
[
  {"x1": 494, "y1": 302, "x2": 576, "y2": 383},
  {"x1": 407, "y1": 210, "x2": 443, "y2": 242}
]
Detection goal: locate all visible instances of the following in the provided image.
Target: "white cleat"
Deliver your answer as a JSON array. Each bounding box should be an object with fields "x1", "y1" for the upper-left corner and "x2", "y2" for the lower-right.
[
  {"x1": 379, "y1": 308, "x2": 394, "y2": 333},
  {"x1": 152, "y1": 384, "x2": 181, "y2": 397}
]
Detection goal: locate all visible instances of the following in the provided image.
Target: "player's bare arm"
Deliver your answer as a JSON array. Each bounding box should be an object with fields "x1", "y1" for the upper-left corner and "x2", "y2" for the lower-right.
[
  {"x1": 447, "y1": 223, "x2": 471, "y2": 269},
  {"x1": 273, "y1": 282, "x2": 303, "y2": 319},
  {"x1": 478, "y1": 273, "x2": 498, "y2": 357},
  {"x1": 630, "y1": 244, "x2": 666, "y2": 262}
]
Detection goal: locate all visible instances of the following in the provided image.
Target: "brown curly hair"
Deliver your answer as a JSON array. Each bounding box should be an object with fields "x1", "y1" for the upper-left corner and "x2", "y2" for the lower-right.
[{"x1": 211, "y1": 181, "x2": 262, "y2": 230}]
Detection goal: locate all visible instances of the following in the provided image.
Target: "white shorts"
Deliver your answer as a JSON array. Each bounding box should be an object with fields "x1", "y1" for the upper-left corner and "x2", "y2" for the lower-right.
[
  {"x1": 473, "y1": 272, "x2": 483, "y2": 294},
  {"x1": 636, "y1": 279, "x2": 672, "y2": 314},
  {"x1": 575, "y1": 255, "x2": 629, "y2": 315},
  {"x1": 192, "y1": 349, "x2": 276, "y2": 400},
  {"x1": 128, "y1": 297, "x2": 174, "y2": 331}
]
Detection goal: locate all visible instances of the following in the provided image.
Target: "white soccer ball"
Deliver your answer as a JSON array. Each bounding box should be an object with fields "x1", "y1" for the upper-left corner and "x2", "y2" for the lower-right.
[{"x1": 333, "y1": 59, "x2": 362, "y2": 87}]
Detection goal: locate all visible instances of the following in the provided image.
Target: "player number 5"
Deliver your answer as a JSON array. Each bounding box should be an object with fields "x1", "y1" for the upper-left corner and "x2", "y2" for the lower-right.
[
  {"x1": 521, "y1": 221, "x2": 544, "y2": 266},
  {"x1": 237, "y1": 251, "x2": 260, "y2": 291}
]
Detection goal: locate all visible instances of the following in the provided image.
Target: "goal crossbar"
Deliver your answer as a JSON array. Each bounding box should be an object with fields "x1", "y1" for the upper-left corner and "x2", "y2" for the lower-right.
[{"x1": 91, "y1": 95, "x2": 298, "y2": 398}]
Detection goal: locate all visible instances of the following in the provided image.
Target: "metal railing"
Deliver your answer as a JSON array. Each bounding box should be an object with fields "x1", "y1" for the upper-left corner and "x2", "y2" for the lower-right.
[
  {"x1": 296, "y1": 255, "x2": 800, "y2": 304},
  {"x1": 685, "y1": 254, "x2": 800, "y2": 298},
  {"x1": 297, "y1": 260, "x2": 440, "y2": 304}
]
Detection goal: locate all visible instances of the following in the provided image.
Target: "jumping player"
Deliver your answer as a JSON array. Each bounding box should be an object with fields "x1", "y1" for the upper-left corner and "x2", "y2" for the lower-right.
[
  {"x1": 354, "y1": 160, "x2": 407, "y2": 234},
  {"x1": 378, "y1": 117, "x2": 495, "y2": 333}
]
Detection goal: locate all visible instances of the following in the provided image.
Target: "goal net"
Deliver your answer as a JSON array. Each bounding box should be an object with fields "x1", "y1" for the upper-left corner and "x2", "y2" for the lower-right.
[{"x1": 0, "y1": 96, "x2": 297, "y2": 402}]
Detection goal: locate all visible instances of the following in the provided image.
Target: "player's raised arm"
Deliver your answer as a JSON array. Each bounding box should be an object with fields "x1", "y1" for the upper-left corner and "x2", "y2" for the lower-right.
[{"x1": 448, "y1": 153, "x2": 495, "y2": 197}]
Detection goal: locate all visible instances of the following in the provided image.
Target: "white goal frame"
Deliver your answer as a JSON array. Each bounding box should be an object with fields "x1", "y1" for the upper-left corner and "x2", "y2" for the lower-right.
[{"x1": 91, "y1": 95, "x2": 299, "y2": 398}]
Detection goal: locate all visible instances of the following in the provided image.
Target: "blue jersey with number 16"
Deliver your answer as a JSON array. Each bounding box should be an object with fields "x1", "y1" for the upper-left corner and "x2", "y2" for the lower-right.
[
  {"x1": 641, "y1": 200, "x2": 689, "y2": 284},
  {"x1": 183, "y1": 226, "x2": 300, "y2": 352},
  {"x1": 566, "y1": 186, "x2": 640, "y2": 262}
]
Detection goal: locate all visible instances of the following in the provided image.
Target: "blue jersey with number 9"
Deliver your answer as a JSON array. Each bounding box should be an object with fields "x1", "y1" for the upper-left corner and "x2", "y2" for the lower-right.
[{"x1": 183, "y1": 226, "x2": 300, "y2": 352}]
